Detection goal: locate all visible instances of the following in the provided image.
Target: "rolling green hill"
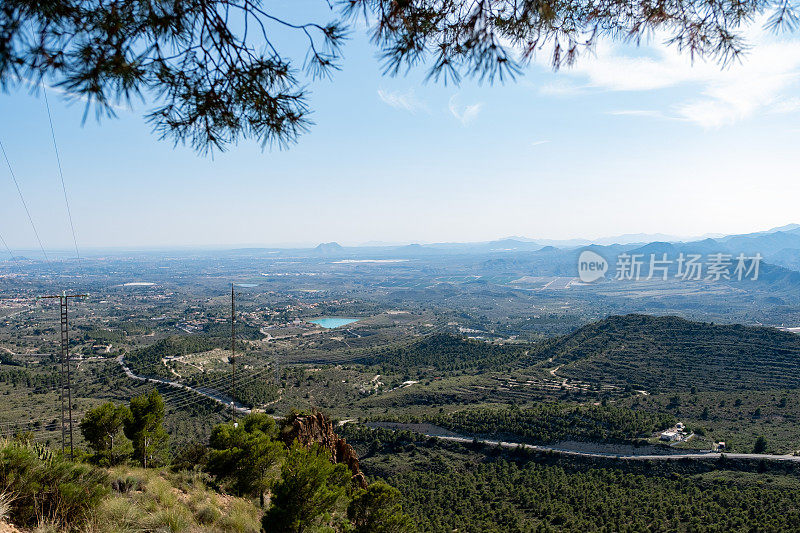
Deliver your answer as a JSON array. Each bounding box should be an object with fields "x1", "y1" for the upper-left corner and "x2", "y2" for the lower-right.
[
  {"x1": 125, "y1": 336, "x2": 227, "y2": 379},
  {"x1": 355, "y1": 334, "x2": 530, "y2": 372},
  {"x1": 384, "y1": 403, "x2": 675, "y2": 444},
  {"x1": 539, "y1": 314, "x2": 800, "y2": 393}
]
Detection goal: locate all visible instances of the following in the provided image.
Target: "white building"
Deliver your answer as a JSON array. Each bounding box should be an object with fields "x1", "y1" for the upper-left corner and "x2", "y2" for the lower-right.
[{"x1": 660, "y1": 431, "x2": 680, "y2": 442}]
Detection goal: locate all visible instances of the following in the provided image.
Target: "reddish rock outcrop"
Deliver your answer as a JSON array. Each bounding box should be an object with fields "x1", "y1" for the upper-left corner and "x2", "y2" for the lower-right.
[{"x1": 281, "y1": 411, "x2": 367, "y2": 489}]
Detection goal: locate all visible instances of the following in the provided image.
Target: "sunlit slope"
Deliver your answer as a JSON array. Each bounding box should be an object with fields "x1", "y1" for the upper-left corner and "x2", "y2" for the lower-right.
[{"x1": 539, "y1": 314, "x2": 800, "y2": 392}]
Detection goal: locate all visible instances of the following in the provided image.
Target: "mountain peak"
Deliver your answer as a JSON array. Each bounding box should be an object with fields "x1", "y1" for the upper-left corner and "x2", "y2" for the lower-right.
[{"x1": 314, "y1": 242, "x2": 344, "y2": 255}]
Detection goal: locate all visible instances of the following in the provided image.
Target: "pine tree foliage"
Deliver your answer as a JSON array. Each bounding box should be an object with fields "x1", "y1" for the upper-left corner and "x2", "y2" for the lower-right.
[{"x1": 3, "y1": 0, "x2": 797, "y2": 151}]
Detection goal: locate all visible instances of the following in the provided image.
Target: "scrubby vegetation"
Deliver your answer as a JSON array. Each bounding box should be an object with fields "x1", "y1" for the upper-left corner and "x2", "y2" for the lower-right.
[
  {"x1": 93, "y1": 467, "x2": 263, "y2": 533},
  {"x1": 7, "y1": 303, "x2": 800, "y2": 531},
  {"x1": 356, "y1": 334, "x2": 530, "y2": 372},
  {"x1": 621, "y1": 388, "x2": 800, "y2": 453},
  {"x1": 124, "y1": 336, "x2": 228, "y2": 378},
  {"x1": 187, "y1": 371, "x2": 280, "y2": 407},
  {"x1": 538, "y1": 314, "x2": 800, "y2": 392},
  {"x1": 390, "y1": 454, "x2": 800, "y2": 532},
  {"x1": 1, "y1": 398, "x2": 414, "y2": 533},
  {"x1": 0, "y1": 368, "x2": 59, "y2": 391},
  {"x1": 0, "y1": 440, "x2": 108, "y2": 529},
  {"x1": 343, "y1": 425, "x2": 800, "y2": 532},
  {"x1": 392, "y1": 402, "x2": 676, "y2": 444},
  {"x1": 122, "y1": 335, "x2": 279, "y2": 408}
]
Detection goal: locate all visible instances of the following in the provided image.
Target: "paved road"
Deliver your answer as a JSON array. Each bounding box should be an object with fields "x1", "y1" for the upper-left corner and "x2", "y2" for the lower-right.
[
  {"x1": 114, "y1": 356, "x2": 800, "y2": 465},
  {"x1": 428, "y1": 434, "x2": 800, "y2": 463},
  {"x1": 0, "y1": 348, "x2": 53, "y2": 358},
  {"x1": 117, "y1": 354, "x2": 251, "y2": 415}
]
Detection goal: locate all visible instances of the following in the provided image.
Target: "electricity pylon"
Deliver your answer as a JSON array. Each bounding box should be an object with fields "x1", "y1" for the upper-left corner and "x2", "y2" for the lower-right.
[
  {"x1": 231, "y1": 283, "x2": 236, "y2": 420},
  {"x1": 39, "y1": 292, "x2": 88, "y2": 459}
]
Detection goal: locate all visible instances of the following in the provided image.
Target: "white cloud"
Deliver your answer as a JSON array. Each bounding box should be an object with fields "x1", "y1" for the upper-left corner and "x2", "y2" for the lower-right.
[
  {"x1": 538, "y1": 21, "x2": 800, "y2": 127},
  {"x1": 377, "y1": 88, "x2": 426, "y2": 113},
  {"x1": 448, "y1": 95, "x2": 483, "y2": 125},
  {"x1": 531, "y1": 140, "x2": 550, "y2": 147}
]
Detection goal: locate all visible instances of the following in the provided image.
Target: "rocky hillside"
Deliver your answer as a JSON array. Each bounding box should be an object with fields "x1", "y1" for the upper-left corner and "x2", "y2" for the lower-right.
[{"x1": 281, "y1": 411, "x2": 367, "y2": 488}]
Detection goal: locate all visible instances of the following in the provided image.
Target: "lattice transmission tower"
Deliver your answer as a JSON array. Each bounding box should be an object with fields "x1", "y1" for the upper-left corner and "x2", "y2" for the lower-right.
[{"x1": 40, "y1": 292, "x2": 87, "y2": 458}]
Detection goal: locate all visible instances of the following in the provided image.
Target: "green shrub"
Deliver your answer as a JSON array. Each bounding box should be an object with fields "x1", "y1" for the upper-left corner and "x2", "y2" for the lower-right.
[
  {"x1": 148, "y1": 506, "x2": 192, "y2": 532},
  {"x1": 94, "y1": 496, "x2": 146, "y2": 530},
  {"x1": 110, "y1": 474, "x2": 144, "y2": 493},
  {"x1": 219, "y1": 499, "x2": 261, "y2": 533},
  {"x1": 0, "y1": 440, "x2": 109, "y2": 528},
  {"x1": 170, "y1": 441, "x2": 209, "y2": 472},
  {"x1": 195, "y1": 503, "x2": 222, "y2": 525}
]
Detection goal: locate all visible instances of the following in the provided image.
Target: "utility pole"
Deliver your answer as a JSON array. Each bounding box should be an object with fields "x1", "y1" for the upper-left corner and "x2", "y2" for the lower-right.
[
  {"x1": 40, "y1": 291, "x2": 87, "y2": 459},
  {"x1": 231, "y1": 283, "x2": 236, "y2": 420}
]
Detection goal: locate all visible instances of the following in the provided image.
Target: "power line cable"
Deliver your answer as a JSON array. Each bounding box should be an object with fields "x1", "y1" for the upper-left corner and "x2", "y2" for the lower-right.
[
  {"x1": 157, "y1": 368, "x2": 277, "y2": 412},
  {"x1": 42, "y1": 84, "x2": 80, "y2": 261},
  {"x1": 0, "y1": 230, "x2": 18, "y2": 266},
  {"x1": 0, "y1": 367, "x2": 263, "y2": 438},
  {"x1": 113, "y1": 356, "x2": 278, "y2": 411},
  {"x1": 0, "y1": 139, "x2": 50, "y2": 263}
]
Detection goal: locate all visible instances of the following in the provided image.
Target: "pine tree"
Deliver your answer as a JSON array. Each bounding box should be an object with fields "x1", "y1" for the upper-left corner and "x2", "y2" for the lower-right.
[
  {"x1": 347, "y1": 481, "x2": 415, "y2": 533},
  {"x1": 3, "y1": 1, "x2": 793, "y2": 152},
  {"x1": 123, "y1": 389, "x2": 169, "y2": 468},
  {"x1": 262, "y1": 442, "x2": 352, "y2": 532},
  {"x1": 207, "y1": 413, "x2": 284, "y2": 507},
  {"x1": 79, "y1": 401, "x2": 132, "y2": 465}
]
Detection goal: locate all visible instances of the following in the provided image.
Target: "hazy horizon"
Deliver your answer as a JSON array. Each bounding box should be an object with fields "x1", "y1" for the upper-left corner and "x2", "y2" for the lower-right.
[{"x1": 1, "y1": 221, "x2": 796, "y2": 255}]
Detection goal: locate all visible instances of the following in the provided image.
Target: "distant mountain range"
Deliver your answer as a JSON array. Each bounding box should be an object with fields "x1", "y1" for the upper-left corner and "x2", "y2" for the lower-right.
[
  {"x1": 250, "y1": 224, "x2": 800, "y2": 299},
  {"x1": 506, "y1": 223, "x2": 800, "y2": 248},
  {"x1": 10, "y1": 224, "x2": 800, "y2": 273},
  {"x1": 303, "y1": 224, "x2": 800, "y2": 273}
]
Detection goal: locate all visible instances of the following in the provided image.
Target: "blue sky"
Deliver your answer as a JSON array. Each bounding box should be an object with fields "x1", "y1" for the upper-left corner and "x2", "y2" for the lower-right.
[{"x1": 2, "y1": 3, "x2": 800, "y2": 251}]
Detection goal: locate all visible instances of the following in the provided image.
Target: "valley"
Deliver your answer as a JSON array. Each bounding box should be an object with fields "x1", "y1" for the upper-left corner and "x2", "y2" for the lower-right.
[{"x1": 3, "y1": 230, "x2": 800, "y2": 531}]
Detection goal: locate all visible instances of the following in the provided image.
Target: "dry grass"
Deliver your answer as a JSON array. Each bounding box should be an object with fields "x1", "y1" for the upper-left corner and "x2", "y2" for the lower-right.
[
  {"x1": 0, "y1": 492, "x2": 13, "y2": 523},
  {"x1": 85, "y1": 467, "x2": 261, "y2": 533}
]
